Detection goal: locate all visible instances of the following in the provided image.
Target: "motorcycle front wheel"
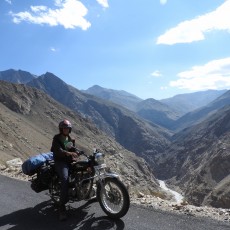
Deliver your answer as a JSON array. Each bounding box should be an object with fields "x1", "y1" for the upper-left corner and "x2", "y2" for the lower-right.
[{"x1": 97, "y1": 178, "x2": 130, "y2": 219}]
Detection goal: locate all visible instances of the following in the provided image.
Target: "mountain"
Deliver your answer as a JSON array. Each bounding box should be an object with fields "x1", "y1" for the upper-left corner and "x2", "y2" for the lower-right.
[
  {"x1": 83, "y1": 85, "x2": 228, "y2": 131},
  {"x1": 160, "y1": 90, "x2": 227, "y2": 116},
  {"x1": 155, "y1": 105, "x2": 230, "y2": 208},
  {"x1": 84, "y1": 86, "x2": 227, "y2": 118},
  {"x1": 173, "y1": 90, "x2": 230, "y2": 131},
  {"x1": 2, "y1": 69, "x2": 230, "y2": 209},
  {"x1": 0, "y1": 69, "x2": 36, "y2": 84},
  {"x1": 83, "y1": 85, "x2": 143, "y2": 111},
  {"x1": 84, "y1": 85, "x2": 181, "y2": 130},
  {"x1": 26, "y1": 72, "x2": 171, "y2": 166},
  {"x1": 135, "y1": 98, "x2": 180, "y2": 130},
  {"x1": 0, "y1": 80, "x2": 168, "y2": 198}
]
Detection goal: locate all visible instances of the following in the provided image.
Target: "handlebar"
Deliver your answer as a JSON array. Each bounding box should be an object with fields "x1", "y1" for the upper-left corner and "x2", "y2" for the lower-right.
[
  {"x1": 71, "y1": 148, "x2": 85, "y2": 156},
  {"x1": 67, "y1": 142, "x2": 103, "y2": 159}
]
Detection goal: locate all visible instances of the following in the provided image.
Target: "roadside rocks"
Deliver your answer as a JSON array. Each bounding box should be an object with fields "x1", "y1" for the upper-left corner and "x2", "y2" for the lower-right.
[
  {"x1": 132, "y1": 194, "x2": 230, "y2": 223},
  {"x1": 0, "y1": 164, "x2": 6, "y2": 170},
  {"x1": 0, "y1": 158, "x2": 28, "y2": 181},
  {"x1": 6, "y1": 158, "x2": 23, "y2": 168}
]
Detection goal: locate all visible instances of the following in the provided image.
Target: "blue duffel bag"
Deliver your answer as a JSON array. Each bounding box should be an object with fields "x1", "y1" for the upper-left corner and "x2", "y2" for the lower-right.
[{"x1": 22, "y1": 152, "x2": 53, "y2": 176}]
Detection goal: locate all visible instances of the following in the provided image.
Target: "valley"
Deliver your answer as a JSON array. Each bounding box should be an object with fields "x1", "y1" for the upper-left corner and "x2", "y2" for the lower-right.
[{"x1": 1, "y1": 69, "x2": 230, "y2": 210}]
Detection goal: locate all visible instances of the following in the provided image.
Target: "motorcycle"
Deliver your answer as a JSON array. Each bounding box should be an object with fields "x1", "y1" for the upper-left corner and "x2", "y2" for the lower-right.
[{"x1": 29, "y1": 143, "x2": 130, "y2": 219}]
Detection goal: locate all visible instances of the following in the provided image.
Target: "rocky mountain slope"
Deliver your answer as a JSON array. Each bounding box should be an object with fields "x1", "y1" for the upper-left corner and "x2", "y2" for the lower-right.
[
  {"x1": 161, "y1": 90, "x2": 227, "y2": 116},
  {"x1": 173, "y1": 90, "x2": 230, "y2": 131},
  {"x1": 83, "y1": 85, "x2": 142, "y2": 111},
  {"x1": 155, "y1": 105, "x2": 230, "y2": 208},
  {"x1": 84, "y1": 85, "x2": 180, "y2": 130},
  {"x1": 26, "y1": 72, "x2": 171, "y2": 166},
  {"x1": 0, "y1": 80, "x2": 168, "y2": 198},
  {"x1": 0, "y1": 69, "x2": 36, "y2": 83},
  {"x1": 83, "y1": 84, "x2": 226, "y2": 131},
  {"x1": 135, "y1": 98, "x2": 180, "y2": 130}
]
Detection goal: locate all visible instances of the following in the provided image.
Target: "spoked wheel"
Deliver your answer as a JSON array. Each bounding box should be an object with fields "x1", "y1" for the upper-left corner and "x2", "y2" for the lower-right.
[{"x1": 97, "y1": 178, "x2": 130, "y2": 219}]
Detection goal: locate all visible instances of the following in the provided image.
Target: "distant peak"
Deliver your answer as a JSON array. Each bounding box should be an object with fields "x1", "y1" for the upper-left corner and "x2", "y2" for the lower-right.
[
  {"x1": 88, "y1": 85, "x2": 104, "y2": 90},
  {"x1": 35, "y1": 72, "x2": 66, "y2": 86},
  {"x1": 44, "y1": 71, "x2": 57, "y2": 76},
  {"x1": 41, "y1": 72, "x2": 60, "y2": 79}
]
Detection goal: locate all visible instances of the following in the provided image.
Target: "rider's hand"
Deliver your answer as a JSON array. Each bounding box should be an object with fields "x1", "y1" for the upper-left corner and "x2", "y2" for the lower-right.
[
  {"x1": 67, "y1": 151, "x2": 79, "y2": 160},
  {"x1": 79, "y1": 150, "x2": 84, "y2": 155}
]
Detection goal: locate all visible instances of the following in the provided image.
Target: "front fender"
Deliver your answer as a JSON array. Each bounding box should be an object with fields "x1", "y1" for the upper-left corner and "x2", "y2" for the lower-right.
[
  {"x1": 103, "y1": 172, "x2": 120, "y2": 179},
  {"x1": 96, "y1": 174, "x2": 120, "y2": 195},
  {"x1": 96, "y1": 172, "x2": 120, "y2": 186}
]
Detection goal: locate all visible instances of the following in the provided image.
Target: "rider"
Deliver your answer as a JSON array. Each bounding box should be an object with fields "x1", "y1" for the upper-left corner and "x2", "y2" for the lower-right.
[{"x1": 51, "y1": 119, "x2": 79, "y2": 221}]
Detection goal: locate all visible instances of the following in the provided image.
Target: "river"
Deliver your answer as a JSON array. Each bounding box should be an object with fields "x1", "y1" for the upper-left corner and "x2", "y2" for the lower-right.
[{"x1": 158, "y1": 180, "x2": 184, "y2": 203}]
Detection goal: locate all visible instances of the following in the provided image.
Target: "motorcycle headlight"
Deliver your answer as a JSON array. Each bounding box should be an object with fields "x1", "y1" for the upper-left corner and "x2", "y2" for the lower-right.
[{"x1": 95, "y1": 153, "x2": 105, "y2": 165}]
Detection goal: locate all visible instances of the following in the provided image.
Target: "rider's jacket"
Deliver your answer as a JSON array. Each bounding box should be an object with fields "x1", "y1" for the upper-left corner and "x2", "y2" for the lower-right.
[{"x1": 51, "y1": 134, "x2": 74, "y2": 163}]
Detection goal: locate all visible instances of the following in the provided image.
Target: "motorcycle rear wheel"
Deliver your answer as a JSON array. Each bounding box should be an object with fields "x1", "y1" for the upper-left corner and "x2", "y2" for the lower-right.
[{"x1": 97, "y1": 178, "x2": 130, "y2": 219}]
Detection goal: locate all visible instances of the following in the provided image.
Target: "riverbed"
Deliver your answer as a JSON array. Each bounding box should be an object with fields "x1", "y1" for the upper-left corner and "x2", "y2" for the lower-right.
[{"x1": 158, "y1": 180, "x2": 184, "y2": 203}]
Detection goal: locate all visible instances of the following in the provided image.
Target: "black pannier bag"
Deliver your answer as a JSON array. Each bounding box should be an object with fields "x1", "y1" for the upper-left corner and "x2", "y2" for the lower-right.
[{"x1": 31, "y1": 164, "x2": 54, "y2": 193}]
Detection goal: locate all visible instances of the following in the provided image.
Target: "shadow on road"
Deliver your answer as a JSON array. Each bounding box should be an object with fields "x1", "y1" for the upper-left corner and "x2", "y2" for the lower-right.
[{"x1": 0, "y1": 199, "x2": 125, "y2": 230}]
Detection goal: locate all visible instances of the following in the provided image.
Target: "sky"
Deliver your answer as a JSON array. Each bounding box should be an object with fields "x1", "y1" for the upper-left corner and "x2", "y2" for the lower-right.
[{"x1": 1, "y1": 0, "x2": 230, "y2": 100}]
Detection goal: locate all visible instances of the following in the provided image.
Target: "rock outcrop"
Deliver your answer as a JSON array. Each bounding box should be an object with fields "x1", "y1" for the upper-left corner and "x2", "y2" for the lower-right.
[{"x1": 155, "y1": 105, "x2": 230, "y2": 208}]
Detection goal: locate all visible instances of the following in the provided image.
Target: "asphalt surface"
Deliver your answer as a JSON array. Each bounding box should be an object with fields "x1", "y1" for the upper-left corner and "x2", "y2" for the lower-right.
[{"x1": 0, "y1": 174, "x2": 230, "y2": 230}]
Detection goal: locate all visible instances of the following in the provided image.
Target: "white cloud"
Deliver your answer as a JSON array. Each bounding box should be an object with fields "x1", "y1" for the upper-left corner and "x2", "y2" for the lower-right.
[
  {"x1": 96, "y1": 0, "x2": 109, "y2": 8},
  {"x1": 157, "y1": 0, "x2": 230, "y2": 45},
  {"x1": 54, "y1": 0, "x2": 64, "y2": 7},
  {"x1": 5, "y1": 0, "x2": 12, "y2": 4},
  {"x1": 151, "y1": 70, "x2": 162, "y2": 77},
  {"x1": 30, "y1": 6, "x2": 48, "y2": 13},
  {"x1": 160, "y1": 0, "x2": 167, "y2": 5},
  {"x1": 50, "y1": 47, "x2": 57, "y2": 52},
  {"x1": 160, "y1": 86, "x2": 168, "y2": 90},
  {"x1": 170, "y1": 57, "x2": 230, "y2": 90},
  {"x1": 10, "y1": 0, "x2": 91, "y2": 30}
]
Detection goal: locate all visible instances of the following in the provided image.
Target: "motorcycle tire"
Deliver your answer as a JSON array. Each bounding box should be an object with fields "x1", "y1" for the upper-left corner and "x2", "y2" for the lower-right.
[{"x1": 97, "y1": 177, "x2": 130, "y2": 219}]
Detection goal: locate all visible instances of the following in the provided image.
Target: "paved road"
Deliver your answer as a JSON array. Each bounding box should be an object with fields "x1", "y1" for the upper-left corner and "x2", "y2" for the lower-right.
[{"x1": 0, "y1": 174, "x2": 230, "y2": 230}]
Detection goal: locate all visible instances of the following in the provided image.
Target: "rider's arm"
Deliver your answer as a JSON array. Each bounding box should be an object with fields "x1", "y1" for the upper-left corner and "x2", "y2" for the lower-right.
[{"x1": 51, "y1": 135, "x2": 78, "y2": 160}]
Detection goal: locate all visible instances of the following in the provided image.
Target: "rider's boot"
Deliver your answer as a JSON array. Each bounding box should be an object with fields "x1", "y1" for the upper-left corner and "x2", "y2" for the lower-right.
[{"x1": 58, "y1": 204, "x2": 67, "y2": 221}]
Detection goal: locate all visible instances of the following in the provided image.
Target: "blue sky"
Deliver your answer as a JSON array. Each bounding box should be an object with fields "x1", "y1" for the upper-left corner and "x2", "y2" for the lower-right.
[{"x1": 1, "y1": 0, "x2": 230, "y2": 99}]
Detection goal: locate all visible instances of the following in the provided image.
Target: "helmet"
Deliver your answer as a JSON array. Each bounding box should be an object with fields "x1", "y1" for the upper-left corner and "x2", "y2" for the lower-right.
[{"x1": 59, "y1": 119, "x2": 72, "y2": 133}]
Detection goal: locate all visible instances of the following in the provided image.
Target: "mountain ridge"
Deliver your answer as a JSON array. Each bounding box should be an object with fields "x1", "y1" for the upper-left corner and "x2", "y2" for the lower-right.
[
  {"x1": 1, "y1": 69, "x2": 230, "y2": 208},
  {"x1": 83, "y1": 83, "x2": 227, "y2": 130},
  {"x1": 25, "y1": 72, "x2": 172, "y2": 166},
  {"x1": 0, "y1": 69, "x2": 36, "y2": 84},
  {"x1": 0, "y1": 80, "x2": 166, "y2": 198},
  {"x1": 173, "y1": 90, "x2": 230, "y2": 131},
  {"x1": 83, "y1": 85, "x2": 142, "y2": 111},
  {"x1": 160, "y1": 89, "x2": 228, "y2": 116},
  {"x1": 135, "y1": 98, "x2": 180, "y2": 130}
]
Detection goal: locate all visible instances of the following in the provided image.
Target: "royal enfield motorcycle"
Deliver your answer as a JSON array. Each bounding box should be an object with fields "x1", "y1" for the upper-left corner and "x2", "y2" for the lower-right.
[{"x1": 29, "y1": 144, "x2": 130, "y2": 219}]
